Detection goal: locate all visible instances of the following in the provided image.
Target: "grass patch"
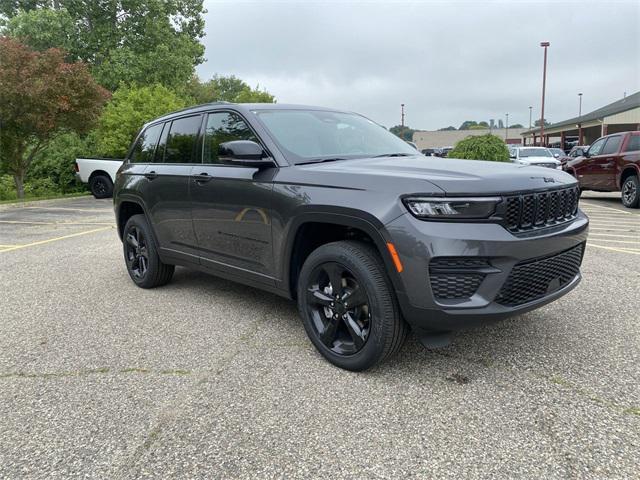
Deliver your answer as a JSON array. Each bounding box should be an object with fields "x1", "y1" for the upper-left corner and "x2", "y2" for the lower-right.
[{"x1": 0, "y1": 191, "x2": 90, "y2": 205}]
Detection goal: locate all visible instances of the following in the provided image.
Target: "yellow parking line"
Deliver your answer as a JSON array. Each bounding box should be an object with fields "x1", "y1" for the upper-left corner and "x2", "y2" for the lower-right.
[
  {"x1": 590, "y1": 227, "x2": 638, "y2": 232},
  {"x1": 0, "y1": 220, "x2": 114, "y2": 226},
  {"x1": 0, "y1": 226, "x2": 114, "y2": 253},
  {"x1": 589, "y1": 233, "x2": 640, "y2": 239},
  {"x1": 20, "y1": 206, "x2": 110, "y2": 213},
  {"x1": 587, "y1": 243, "x2": 640, "y2": 255},
  {"x1": 580, "y1": 203, "x2": 633, "y2": 215}
]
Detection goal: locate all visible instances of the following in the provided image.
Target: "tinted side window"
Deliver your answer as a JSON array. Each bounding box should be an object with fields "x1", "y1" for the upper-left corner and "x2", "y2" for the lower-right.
[
  {"x1": 163, "y1": 115, "x2": 202, "y2": 164},
  {"x1": 601, "y1": 136, "x2": 622, "y2": 155},
  {"x1": 153, "y1": 122, "x2": 170, "y2": 162},
  {"x1": 203, "y1": 112, "x2": 258, "y2": 164},
  {"x1": 624, "y1": 135, "x2": 640, "y2": 152},
  {"x1": 130, "y1": 123, "x2": 163, "y2": 163},
  {"x1": 587, "y1": 138, "x2": 606, "y2": 157}
]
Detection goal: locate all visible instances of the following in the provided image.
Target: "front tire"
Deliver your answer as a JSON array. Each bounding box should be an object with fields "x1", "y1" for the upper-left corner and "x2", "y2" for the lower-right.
[
  {"x1": 621, "y1": 175, "x2": 639, "y2": 208},
  {"x1": 123, "y1": 214, "x2": 174, "y2": 288},
  {"x1": 90, "y1": 174, "x2": 113, "y2": 199},
  {"x1": 297, "y1": 241, "x2": 407, "y2": 371}
]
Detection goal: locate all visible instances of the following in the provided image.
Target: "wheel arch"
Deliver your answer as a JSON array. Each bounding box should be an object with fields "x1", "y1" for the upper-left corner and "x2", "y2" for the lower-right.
[
  {"x1": 89, "y1": 170, "x2": 113, "y2": 183},
  {"x1": 619, "y1": 165, "x2": 639, "y2": 189},
  {"x1": 281, "y1": 209, "x2": 405, "y2": 300}
]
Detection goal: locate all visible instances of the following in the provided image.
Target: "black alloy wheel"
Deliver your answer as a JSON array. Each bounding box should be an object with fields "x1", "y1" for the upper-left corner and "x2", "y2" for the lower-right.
[
  {"x1": 621, "y1": 176, "x2": 639, "y2": 208},
  {"x1": 90, "y1": 174, "x2": 113, "y2": 199},
  {"x1": 305, "y1": 262, "x2": 371, "y2": 355},
  {"x1": 125, "y1": 225, "x2": 149, "y2": 279}
]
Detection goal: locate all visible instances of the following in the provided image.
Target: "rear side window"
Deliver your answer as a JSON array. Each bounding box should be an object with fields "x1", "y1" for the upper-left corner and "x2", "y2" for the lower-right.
[
  {"x1": 129, "y1": 123, "x2": 163, "y2": 163},
  {"x1": 163, "y1": 115, "x2": 202, "y2": 163},
  {"x1": 624, "y1": 135, "x2": 640, "y2": 152},
  {"x1": 601, "y1": 136, "x2": 622, "y2": 155},
  {"x1": 587, "y1": 138, "x2": 606, "y2": 157}
]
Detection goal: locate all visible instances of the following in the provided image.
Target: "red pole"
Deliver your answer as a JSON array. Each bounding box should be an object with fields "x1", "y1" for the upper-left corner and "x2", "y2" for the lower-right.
[{"x1": 540, "y1": 42, "x2": 550, "y2": 147}]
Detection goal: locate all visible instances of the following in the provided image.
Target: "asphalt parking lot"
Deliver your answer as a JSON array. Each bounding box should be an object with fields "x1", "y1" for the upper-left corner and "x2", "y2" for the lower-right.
[{"x1": 1, "y1": 193, "x2": 639, "y2": 479}]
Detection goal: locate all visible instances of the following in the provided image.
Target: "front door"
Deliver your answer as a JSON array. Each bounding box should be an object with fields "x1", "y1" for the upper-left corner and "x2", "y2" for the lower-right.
[
  {"x1": 144, "y1": 115, "x2": 203, "y2": 261},
  {"x1": 577, "y1": 136, "x2": 606, "y2": 189},
  {"x1": 592, "y1": 135, "x2": 622, "y2": 189},
  {"x1": 190, "y1": 111, "x2": 276, "y2": 282}
]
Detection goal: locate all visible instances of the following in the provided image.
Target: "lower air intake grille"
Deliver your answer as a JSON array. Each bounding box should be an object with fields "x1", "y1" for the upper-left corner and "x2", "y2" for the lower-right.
[
  {"x1": 495, "y1": 243, "x2": 584, "y2": 306},
  {"x1": 429, "y1": 257, "x2": 489, "y2": 300}
]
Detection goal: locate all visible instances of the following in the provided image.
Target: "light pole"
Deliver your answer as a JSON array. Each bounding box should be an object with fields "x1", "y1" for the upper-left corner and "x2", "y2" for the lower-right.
[
  {"x1": 505, "y1": 113, "x2": 509, "y2": 142},
  {"x1": 401, "y1": 103, "x2": 405, "y2": 140},
  {"x1": 528, "y1": 106, "x2": 532, "y2": 145},
  {"x1": 540, "y1": 41, "x2": 550, "y2": 147},
  {"x1": 578, "y1": 93, "x2": 583, "y2": 145}
]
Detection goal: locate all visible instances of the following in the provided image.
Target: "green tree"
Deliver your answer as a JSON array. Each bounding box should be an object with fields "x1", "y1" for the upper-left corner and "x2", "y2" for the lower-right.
[
  {"x1": 438, "y1": 126, "x2": 456, "y2": 131},
  {"x1": 459, "y1": 120, "x2": 478, "y2": 130},
  {"x1": 389, "y1": 125, "x2": 416, "y2": 141},
  {"x1": 448, "y1": 134, "x2": 510, "y2": 162},
  {"x1": 509, "y1": 123, "x2": 524, "y2": 128},
  {"x1": 3, "y1": 0, "x2": 205, "y2": 91},
  {"x1": 184, "y1": 75, "x2": 275, "y2": 104},
  {"x1": 95, "y1": 84, "x2": 186, "y2": 158},
  {"x1": 534, "y1": 119, "x2": 551, "y2": 127},
  {"x1": 0, "y1": 37, "x2": 108, "y2": 197}
]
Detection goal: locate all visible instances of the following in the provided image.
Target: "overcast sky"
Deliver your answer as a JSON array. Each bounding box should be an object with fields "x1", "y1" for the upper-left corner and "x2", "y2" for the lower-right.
[{"x1": 197, "y1": 0, "x2": 639, "y2": 131}]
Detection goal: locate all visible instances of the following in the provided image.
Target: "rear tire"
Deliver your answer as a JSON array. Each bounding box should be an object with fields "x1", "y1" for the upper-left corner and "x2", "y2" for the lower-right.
[
  {"x1": 621, "y1": 175, "x2": 639, "y2": 208},
  {"x1": 123, "y1": 214, "x2": 174, "y2": 288},
  {"x1": 90, "y1": 174, "x2": 113, "y2": 199},
  {"x1": 297, "y1": 240, "x2": 407, "y2": 371}
]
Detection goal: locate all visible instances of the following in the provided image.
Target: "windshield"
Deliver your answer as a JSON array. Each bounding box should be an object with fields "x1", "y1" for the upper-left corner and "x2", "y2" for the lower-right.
[
  {"x1": 253, "y1": 109, "x2": 417, "y2": 164},
  {"x1": 519, "y1": 148, "x2": 552, "y2": 158}
]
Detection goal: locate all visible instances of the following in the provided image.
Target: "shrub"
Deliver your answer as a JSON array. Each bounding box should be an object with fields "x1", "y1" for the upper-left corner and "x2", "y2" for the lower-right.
[
  {"x1": 0, "y1": 175, "x2": 18, "y2": 201},
  {"x1": 23, "y1": 177, "x2": 58, "y2": 197},
  {"x1": 448, "y1": 134, "x2": 510, "y2": 162},
  {"x1": 28, "y1": 132, "x2": 93, "y2": 194}
]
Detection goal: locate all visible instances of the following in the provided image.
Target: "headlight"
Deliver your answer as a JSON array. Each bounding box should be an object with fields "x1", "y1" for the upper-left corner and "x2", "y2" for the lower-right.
[
  {"x1": 556, "y1": 165, "x2": 562, "y2": 170},
  {"x1": 403, "y1": 197, "x2": 501, "y2": 219}
]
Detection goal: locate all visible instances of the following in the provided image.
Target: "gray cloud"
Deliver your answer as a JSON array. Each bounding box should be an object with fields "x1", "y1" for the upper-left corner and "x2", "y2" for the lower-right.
[{"x1": 197, "y1": 0, "x2": 639, "y2": 130}]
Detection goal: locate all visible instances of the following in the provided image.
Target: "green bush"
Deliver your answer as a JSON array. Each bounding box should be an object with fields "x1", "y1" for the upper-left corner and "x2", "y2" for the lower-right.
[
  {"x1": 23, "y1": 177, "x2": 58, "y2": 197},
  {"x1": 448, "y1": 134, "x2": 510, "y2": 162},
  {"x1": 28, "y1": 132, "x2": 93, "y2": 194},
  {"x1": 0, "y1": 175, "x2": 18, "y2": 201}
]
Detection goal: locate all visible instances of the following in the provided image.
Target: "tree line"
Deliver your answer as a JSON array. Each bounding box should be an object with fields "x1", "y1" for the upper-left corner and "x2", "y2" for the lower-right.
[{"x1": 0, "y1": 1, "x2": 275, "y2": 199}]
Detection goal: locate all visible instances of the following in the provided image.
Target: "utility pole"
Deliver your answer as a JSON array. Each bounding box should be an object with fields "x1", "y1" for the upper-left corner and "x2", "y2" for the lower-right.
[
  {"x1": 528, "y1": 106, "x2": 532, "y2": 129},
  {"x1": 505, "y1": 113, "x2": 509, "y2": 143},
  {"x1": 401, "y1": 103, "x2": 405, "y2": 140},
  {"x1": 540, "y1": 41, "x2": 550, "y2": 147},
  {"x1": 578, "y1": 93, "x2": 583, "y2": 145}
]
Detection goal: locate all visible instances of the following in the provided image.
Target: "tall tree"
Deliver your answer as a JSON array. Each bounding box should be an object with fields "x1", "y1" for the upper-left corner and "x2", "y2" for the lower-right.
[
  {"x1": 0, "y1": 37, "x2": 109, "y2": 197},
  {"x1": 534, "y1": 119, "x2": 551, "y2": 127},
  {"x1": 184, "y1": 75, "x2": 275, "y2": 104},
  {"x1": 389, "y1": 125, "x2": 416, "y2": 141},
  {"x1": 2, "y1": 0, "x2": 205, "y2": 91},
  {"x1": 95, "y1": 84, "x2": 186, "y2": 158}
]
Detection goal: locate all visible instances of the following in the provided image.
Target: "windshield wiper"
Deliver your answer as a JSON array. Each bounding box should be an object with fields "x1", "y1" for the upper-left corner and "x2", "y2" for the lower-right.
[
  {"x1": 372, "y1": 153, "x2": 414, "y2": 158},
  {"x1": 302, "y1": 157, "x2": 350, "y2": 164}
]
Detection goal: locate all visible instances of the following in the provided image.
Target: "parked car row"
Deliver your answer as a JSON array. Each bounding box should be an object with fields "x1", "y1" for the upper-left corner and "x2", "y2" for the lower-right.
[
  {"x1": 563, "y1": 131, "x2": 639, "y2": 208},
  {"x1": 421, "y1": 146, "x2": 453, "y2": 157},
  {"x1": 508, "y1": 146, "x2": 562, "y2": 169}
]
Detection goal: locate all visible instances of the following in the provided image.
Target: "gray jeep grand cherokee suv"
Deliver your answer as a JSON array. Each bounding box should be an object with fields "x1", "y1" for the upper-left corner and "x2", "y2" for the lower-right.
[{"x1": 114, "y1": 103, "x2": 589, "y2": 371}]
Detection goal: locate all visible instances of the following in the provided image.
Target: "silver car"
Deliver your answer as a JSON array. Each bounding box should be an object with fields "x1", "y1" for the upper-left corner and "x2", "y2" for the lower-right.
[{"x1": 509, "y1": 147, "x2": 562, "y2": 169}]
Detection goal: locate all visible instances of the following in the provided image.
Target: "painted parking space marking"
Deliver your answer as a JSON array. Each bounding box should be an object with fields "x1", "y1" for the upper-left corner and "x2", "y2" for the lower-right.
[
  {"x1": 587, "y1": 243, "x2": 640, "y2": 255},
  {"x1": 580, "y1": 203, "x2": 634, "y2": 215},
  {"x1": 0, "y1": 220, "x2": 114, "y2": 226},
  {"x1": 15, "y1": 206, "x2": 111, "y2": 213},
  {"x1": 0, "y1": 226, "x2": 114, "y2": 253}
]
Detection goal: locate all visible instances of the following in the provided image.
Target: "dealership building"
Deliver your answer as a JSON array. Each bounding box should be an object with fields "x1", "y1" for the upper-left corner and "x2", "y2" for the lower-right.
[
  {"x1": 521, "y1": 91, "x2": 640, "y2": 148},
  {"x1": 413, "y1": 128, "x2": 526, "y2": 150}
]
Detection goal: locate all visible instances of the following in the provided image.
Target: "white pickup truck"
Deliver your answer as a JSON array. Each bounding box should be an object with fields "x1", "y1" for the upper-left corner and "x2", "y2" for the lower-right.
[{"x1": 75, "y1": 158, "x2": 124, "y2": 198}]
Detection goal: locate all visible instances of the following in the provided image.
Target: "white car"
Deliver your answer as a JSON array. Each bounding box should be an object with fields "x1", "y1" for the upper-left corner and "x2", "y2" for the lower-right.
[
  {"x1": 75, "y1": 157, "x2": 124, "y2": 198},
  {"x1": 508, "y1": 147, "x2": 562, "y2": 170}
]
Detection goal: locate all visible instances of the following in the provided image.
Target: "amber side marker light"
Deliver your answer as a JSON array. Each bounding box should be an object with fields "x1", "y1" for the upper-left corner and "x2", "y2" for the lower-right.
[{"x1": 386, "y1": 242, "x2": 404, "y2": 273}]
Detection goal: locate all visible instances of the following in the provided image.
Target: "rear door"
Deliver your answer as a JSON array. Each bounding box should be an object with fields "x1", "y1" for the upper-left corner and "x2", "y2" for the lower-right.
[
  {"x1": 144, "y1": 115, "x2": 203, "y2": 262},
  {"x1": 190, "y1": 110, "x2": 276, "y2": 282}
]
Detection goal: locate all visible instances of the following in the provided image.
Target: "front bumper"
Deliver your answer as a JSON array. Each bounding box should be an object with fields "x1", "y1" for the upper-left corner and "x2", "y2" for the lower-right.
[{"x1": 385, "y1": 210, "x2": 589, "y2": 332}]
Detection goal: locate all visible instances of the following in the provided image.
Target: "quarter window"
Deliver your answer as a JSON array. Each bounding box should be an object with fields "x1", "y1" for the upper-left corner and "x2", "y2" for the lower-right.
[
  {"x1": 163, "y1": 115, "x2": 202, "y2": 164},
  {"x1": 624, "y1": 135, "x2": 640, "y2": 152},
  {"x1": 129, "y1": 123, "x2": 163, "y2": 163},
  {"x1": 601, "y1": 136, "x2": 622, "y2": 155},
  {"x1": 203, "y1": 112, "x2": 258, "y2": 164}
]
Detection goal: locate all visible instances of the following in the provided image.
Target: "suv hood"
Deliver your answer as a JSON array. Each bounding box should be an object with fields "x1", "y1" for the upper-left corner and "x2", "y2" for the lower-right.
[{"x1": 299, "y1": 155, "x2": 576, "y2": 195}]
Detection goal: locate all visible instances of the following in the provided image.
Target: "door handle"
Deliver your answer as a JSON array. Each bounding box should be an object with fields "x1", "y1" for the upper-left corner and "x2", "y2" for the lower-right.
[
  {"x1": 144, "y1": 170, "x2": 158, "y2": 180},
  {"x1": 193, "y1": 172, "x2": 213, "y2": 183}
]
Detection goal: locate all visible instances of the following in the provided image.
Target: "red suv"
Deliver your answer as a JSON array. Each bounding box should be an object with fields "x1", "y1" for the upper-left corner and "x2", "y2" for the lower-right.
[{"x1": 565, "y1": 131, "x2": 640, "y2": 208}]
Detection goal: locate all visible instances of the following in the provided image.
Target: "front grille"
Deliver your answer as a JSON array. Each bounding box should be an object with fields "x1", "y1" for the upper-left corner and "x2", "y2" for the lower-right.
[
  {"x1": 531, "y1": 163, "x2": 557, "y2": 169},
  {"x1": 504, "y1": 186, "x2": 579, "y2": 233},
  {"x1": 495, "y1": 243, "x2": 584, "y2": 306},
  {"x1": 429, "y1": 257, "x2": 489, "y2": 300}
]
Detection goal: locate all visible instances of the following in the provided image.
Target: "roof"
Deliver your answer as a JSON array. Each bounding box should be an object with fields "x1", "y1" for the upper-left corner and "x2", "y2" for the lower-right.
[{"x1": 523, "y1": 91, "x2": 640, "y2": 135}]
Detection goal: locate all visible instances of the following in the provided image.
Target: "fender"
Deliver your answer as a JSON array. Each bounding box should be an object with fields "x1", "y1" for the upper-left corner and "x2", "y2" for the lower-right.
[
  {"x1": 617, "y1": 164, "x2": 640, "y2": 189},
  {"x1": 277, "y1": 206, "x2": 408, "y2": 299},
  {"x1": 115, "y1": 193, "x2": 157, "y2": 242}
]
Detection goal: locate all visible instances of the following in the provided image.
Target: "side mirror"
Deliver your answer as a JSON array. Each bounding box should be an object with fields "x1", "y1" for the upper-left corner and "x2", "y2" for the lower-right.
[
  {"x1": 218, "y1": 140, "x2": 274, "y2": 167},
  {"x1": 509, "y1": 153, "x2": 516, "y2": 159},
  {"x1": 553, "y1": 153, "x2": 560, "y2": 158},
  {"x1": 581, "y1": 149, "x2": 589, "y2": 158}
]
